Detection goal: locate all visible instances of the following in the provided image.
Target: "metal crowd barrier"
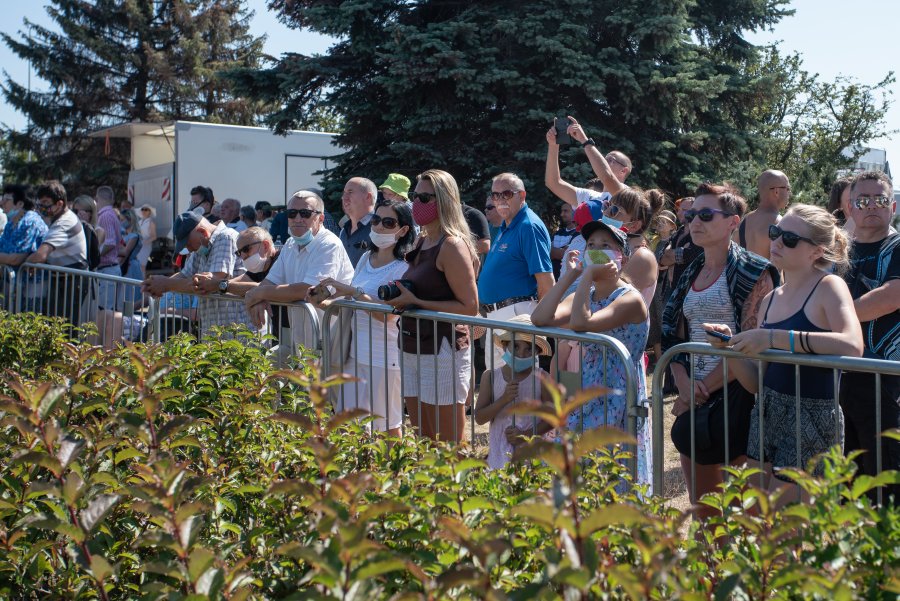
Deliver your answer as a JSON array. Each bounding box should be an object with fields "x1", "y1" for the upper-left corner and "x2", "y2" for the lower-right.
[
  {"x1": 651, "y1": 342, "x2": 900, "y2": 505},
  {"x1": 321, "y1": 299, "x2": 645, "y2": 484},
  {"x1": 1, "y1": 265, "x2": 15, "y2": 312},
  {"x1": 4, "y1": 264, "x2": 321, "y2": 356},
  {"x1": 8, "y1": 263, "x2": 159, "y2": 345}
]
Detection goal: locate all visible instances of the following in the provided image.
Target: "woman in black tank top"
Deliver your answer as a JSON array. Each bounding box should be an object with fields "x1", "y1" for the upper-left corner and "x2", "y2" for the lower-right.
[{"x1": 704, "y1": 204, "x2": 862, "y2": 504}]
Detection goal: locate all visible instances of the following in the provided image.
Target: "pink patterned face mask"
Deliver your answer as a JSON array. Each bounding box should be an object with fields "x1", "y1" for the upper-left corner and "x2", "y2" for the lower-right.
[{"x1": 413, "y1": 198, "x2": 439, "y2": 226}]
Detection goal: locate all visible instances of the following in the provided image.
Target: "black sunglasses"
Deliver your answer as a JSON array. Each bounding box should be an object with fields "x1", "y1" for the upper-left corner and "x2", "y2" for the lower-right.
[
  {"x1": 410, "y1": 192, "x2": 437, "y2": 203},
  {"x1": 485, "y1": 205, "x2": 496, "y2": 212},
  {"x1": 683, "y1": 208, "x2": 735, "y2": 223},
  {"x1": 768, "y1": 225, "x2": 816, "y2": 248},
  {"x1": 286, "y1": 208, "x2": 321, "y2": 219},
  {"x1": 235, "y1": 240, "x2": 262, "y2": 257},
  {"x1": 370, "y1": 215, "x2": 400, "y2": 229}
]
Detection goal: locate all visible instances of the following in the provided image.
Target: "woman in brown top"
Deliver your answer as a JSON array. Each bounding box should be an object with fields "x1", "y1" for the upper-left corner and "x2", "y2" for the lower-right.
[{"x1": 385, "y1": 169, "x2": 479, "y2": 442}]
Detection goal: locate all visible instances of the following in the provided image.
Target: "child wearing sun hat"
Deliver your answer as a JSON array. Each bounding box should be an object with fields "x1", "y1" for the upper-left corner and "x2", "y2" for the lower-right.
[{"x1": 474, "y1": 314, "x2": 552, "y2": 469}]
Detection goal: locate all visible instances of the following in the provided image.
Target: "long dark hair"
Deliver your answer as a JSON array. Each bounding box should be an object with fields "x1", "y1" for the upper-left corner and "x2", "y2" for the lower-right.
[{"x1": 375, "y1": 199, "x2": 416, "y2": 261}]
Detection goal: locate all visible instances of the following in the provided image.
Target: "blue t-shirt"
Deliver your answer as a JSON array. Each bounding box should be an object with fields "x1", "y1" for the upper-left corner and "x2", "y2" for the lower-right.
[
  {"x1": 478, "y1": 204, "x2": 552, "y2": 304},
  {"x1": 0, "y1": 211, "x2": 48, "y2": 255}
]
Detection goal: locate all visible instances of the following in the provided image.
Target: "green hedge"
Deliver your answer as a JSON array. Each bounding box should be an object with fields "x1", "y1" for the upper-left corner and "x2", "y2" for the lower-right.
[{"x1": 0, "y1": 311, "x2": 898, "y2": 599}]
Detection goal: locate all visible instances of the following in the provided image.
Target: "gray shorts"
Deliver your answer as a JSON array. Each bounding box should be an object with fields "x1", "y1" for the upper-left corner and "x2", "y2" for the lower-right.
[{"x1": 747, "y1": 386, "x2": 843, "y2": 479}]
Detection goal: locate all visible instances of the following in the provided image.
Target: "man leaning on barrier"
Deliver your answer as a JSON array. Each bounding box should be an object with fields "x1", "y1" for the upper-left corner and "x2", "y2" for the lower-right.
[
  {"x1": 26, "y1": 181, "x2": 89, "y2": 327},
  {"x1": 244, "y1": 190, "x2": 353, "y2": 358},
  {"x1": 840, "y1": 171, "x2": 900, "y2": 501},
  {"x1": 142, "y1": 212, "x2": 253, "y2": 339}
]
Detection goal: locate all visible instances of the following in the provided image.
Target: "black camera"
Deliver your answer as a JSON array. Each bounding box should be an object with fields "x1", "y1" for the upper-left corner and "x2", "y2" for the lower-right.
[{"x1": 377, "y1": 279, "x2": 415, "y2": 301}]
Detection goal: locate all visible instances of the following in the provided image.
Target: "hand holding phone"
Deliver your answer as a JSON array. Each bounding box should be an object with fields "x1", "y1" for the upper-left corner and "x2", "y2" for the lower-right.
[
  {"x1": 554, "y1": 117, "x2": 573, "y2": 146},
  {"x1": 704, "y1": 329, "x2": 731, "y2": 343}
]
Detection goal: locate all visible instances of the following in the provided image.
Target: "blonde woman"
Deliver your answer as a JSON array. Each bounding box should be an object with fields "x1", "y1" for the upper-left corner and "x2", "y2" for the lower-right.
[
  {"x1": 384, "y1": 169, "x2": 479, "y2": 443},
  {"x1": 705, "y1": 204, "x2": 863, "y2": 502},
  {"x1": 73, "y1": 195, "x2": 104, "y2": 249}
]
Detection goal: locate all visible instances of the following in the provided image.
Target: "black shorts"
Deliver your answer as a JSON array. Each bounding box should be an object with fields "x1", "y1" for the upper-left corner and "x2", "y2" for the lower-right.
[{"x1": 671, "y1": 380, "x2": 755, "y2": 465}]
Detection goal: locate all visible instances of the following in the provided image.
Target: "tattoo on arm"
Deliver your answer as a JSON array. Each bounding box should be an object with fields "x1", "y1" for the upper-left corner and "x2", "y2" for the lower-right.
[{"x1": 742, "y1": 274, "x2": 774, "y2": 331}]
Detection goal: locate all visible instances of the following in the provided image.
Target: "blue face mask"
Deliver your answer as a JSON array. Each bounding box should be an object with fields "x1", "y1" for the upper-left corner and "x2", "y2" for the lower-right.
[
  {"x1": 602, "y1": 215, "x2": 624, "y2": 229},
  {"x1": 5, "y1": 208, "x2": 20, "y2": 220},
  {"x1": 292, "y1": 230, "x2": 314, "y2": 248},
  {"x1": 196, "y1": 244, "x2": 210, "y2": 258},
  {"x1": 502, "y1": 350, "x2": 535, "y2": 373}
]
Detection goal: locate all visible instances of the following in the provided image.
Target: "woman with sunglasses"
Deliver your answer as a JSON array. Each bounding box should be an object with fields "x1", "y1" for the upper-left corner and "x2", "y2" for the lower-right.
[
  {"x1": 384, "y1": 169, "x2": 480, "y2": 443},
  {"x1": 662, "y1": 183, "x2": 779, "y2": 519},
  {"x1": 316, "y1": 200, "x2": 416, "y2": 438},
  {"x1": 704, "y1": 205, "x2": 862, "y2": 503}
]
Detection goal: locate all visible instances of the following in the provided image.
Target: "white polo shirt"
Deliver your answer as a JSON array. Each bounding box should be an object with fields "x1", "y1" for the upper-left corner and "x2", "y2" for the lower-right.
[{"x1": 266, "y1": 228, "x2": 354, "y2": 350}]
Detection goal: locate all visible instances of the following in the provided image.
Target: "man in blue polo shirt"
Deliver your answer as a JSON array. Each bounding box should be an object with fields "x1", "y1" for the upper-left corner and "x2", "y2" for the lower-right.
[{"x1": 478, "y1": 172, "x2": 554, "y2": 367}]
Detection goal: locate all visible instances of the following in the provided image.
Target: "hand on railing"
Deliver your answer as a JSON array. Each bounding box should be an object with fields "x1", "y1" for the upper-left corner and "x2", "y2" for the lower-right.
[
  {"x1": 191, "y1": 272, "x2": 220, "y2": 295},
  {"x1": 142, "y1": 275, "x2": 168, "y2": 298}
]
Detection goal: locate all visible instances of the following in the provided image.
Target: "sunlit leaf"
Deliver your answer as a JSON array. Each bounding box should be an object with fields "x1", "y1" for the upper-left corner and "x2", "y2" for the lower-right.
[{"x1": 80, "y1": 494, "x2": 120, "y2": 533}]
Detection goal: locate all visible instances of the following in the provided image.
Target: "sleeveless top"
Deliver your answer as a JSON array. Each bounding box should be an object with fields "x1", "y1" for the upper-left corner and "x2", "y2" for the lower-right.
[
  {"x1": 682, "y1": 271, "x2": 737, "y2": 380},
  {"x1": 487, "y1": 366, "x2": 546, "y2": 470},
  {"x1": 761, "y1": 277, "x2": 832, "y2": 398},
  {"x1": 398, "y1": 236, "x2": 469, "y2": 354}
]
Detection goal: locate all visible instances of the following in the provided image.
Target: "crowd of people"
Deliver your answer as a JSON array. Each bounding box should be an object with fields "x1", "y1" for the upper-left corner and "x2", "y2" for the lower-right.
[{"x1": 2, "y1": 116, "x2": 899, "y2": 505}]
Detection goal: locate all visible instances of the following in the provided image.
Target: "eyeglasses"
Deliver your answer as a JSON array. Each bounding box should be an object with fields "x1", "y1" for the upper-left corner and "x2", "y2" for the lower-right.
[
  {"x1": 488, "y1": 190, "x2": 521, "y2": 202},
  {"x1": 853, "y1": 195, "x2": 891, "y2": 209},
  {"x1": 768, "y1": 225, "x2": 816, "y2": 248},
  {"x1": 36, "y1": 202, "x2": 56, "y2": 213},
  {"x1": 286, "y1": 208, "x2": 321, "y2": 219},
  {"x1": 235, "y1": 241, "x2": 262, "y2": 257},
  {"x1": 683, "y1": 208, "x2": 735, "y2": 223},
  {"x1": 607, "y1": 156, "x2": 626, "y2": 169},
  {"x1": 370, "y1": 215, "x2": 399, "y2": 229},
  {"x1": 484, "y1": 205, "x2": 496, "y2": 212},
  {"x1": 605, "y1": 204, "x2": 623, "y2": 217},
  {"x1": 410, "y1": 192, "x2": 437, "y2": 203}
]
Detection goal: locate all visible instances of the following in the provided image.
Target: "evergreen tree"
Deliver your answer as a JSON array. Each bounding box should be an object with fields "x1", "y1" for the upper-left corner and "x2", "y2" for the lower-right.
[
  {"x1": 232, "y1": 0, "x2": 798, "y2": 215},
  {"x1": 1, "y1": 0, "x2": 265, "y2": 190}
]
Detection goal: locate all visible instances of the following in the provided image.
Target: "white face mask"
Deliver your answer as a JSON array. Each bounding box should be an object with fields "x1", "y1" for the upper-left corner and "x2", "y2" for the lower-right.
[
  {"x1": 369, "y1": 230, "x2": 397, "y2": 249},
  {"x1": 242, "y1": 252, "x2": 267, "y2": 273}
]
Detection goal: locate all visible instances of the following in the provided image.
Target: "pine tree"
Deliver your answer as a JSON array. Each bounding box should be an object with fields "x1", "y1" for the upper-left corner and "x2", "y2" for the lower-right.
[
  {"x1": 1, "y1": 0, "x2": 265, "y2": 191},
  {"x1": 232, "y1": 0, "x2": 797, "y2": 215}
]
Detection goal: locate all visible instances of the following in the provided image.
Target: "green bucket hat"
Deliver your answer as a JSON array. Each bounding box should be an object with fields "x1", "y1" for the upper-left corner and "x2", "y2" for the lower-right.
[{"x1": 379, "y1": 173, "x2": 411, "y2": 200}]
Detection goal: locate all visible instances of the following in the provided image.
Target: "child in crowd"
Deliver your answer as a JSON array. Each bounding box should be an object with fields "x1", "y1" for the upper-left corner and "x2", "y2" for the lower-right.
[
  {"x1": 530, "y1": 219, "x2": 652, "y2": 489},
  {"x1": 474, "y1": 314, "x2": 551, "y2": 470},
  {"x1": 704, "y1": 204, "x2": 862, "y2": 503}
]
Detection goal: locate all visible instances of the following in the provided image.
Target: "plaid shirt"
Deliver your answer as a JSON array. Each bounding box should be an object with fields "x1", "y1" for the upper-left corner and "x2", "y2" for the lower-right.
[{"x1": 179, "y1": 222, "x2": 254, "y2": 337}]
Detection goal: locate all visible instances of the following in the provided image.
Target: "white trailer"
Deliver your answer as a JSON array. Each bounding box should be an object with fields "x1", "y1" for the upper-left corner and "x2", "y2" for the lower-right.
[{"x1": 90, "y1": 121, "x2": 343, "y2": 239}]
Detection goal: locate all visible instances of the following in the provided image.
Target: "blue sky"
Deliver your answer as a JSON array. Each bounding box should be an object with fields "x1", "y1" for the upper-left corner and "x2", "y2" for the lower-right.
[{"x1": 1, "y1": 0, "x2": 897, "y2": 182}]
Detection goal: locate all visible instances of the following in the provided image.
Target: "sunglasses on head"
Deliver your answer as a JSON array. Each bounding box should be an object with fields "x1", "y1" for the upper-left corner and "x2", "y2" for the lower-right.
[
  {"x1": 768, "y1": 225, "x2": 815, "y2": 248},
  {"x1": 853, "y1": 195, "x2": 891, "y2": 209},
  {"x1": 410, "y1": 191, "x2": 437, "y2": 203},
  {"x1": 488, "y1": 189, "x2": 521, "y2": 202},
  {"x1": 683, "y1": 208, "x2": 735, "y2": 223},
  {"x1": 371, "y1": 214, "x2": 400, "y2": 229},
  {"x1": 286, "y1": 208, "x2": 321, "y2": 219},
  {"x1": 235, "y1": 240, "x2": 261, "y2": 257}
]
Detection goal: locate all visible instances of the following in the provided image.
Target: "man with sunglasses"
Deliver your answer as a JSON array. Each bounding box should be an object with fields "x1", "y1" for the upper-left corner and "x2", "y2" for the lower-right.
[
  {"x1": 142, "y1": 211, "x2": 253, "y2": 338},
  {"x1": 245, "y1": 190, "x2": 353, "y2": 357},
  {"x1": 478, "y1": 173, "x2": 553, "y2": 366},
  {"x1": 733, "y1": 169, "x2": 792, "y2": 259},
  {"x1": 484, "y1": 195, "x2": 503, "y2": 242},
  {"x1": 840, "y1": 171, "x2": 900, "y2": 498},
  {"x1": 24, "y1": 180, "x2": 89, "y2": 326},
  {"x1": 339, "y1": 177, "x2": 378, "y2": 267}
]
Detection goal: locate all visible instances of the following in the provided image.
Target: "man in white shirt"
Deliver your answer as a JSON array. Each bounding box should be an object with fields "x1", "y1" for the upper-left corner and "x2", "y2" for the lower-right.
[{"x1": 245, "y1": 190, "x2": 354, "y2": 356}]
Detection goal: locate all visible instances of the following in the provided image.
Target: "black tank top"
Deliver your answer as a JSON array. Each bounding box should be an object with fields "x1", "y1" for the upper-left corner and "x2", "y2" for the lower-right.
[{"x1": 761, "y1": 277, "x2": 833, "y2": 398}]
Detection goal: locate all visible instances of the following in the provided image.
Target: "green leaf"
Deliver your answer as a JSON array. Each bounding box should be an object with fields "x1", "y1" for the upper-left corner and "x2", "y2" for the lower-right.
[
  {"x1": 57, "y1": 437, "x2": 85, "y2": 468},
  {"x1": 196, "y1": 567, "x2": 225, "y2": 596},
  {"x1": 580, "y1": 504, "x2": 648, "y2": 535},
  {"x1": 188, "y1": 547, "x2": 216, "y2": 583},
  {"x1": 13, "y1": 451, "x2": 63, "y2": 476},
  {"x1": 573, "y1": 427, "x2": 636, "y2": 459},
  {"x1": 270, "y1": 411, "x2": 314, "y2": 430},
  {"x1": 354, "y1": 557, "x2": 407, "y2": 580},
  {"x1": 89, "y1": 555, "x2": 113, "y2": 582},
  {"x1": 80, "y1": 494, "x2": 120, "y2": 533},
  {"x1": 157, "y1": 415, "x2": 194, "y2": 442}
]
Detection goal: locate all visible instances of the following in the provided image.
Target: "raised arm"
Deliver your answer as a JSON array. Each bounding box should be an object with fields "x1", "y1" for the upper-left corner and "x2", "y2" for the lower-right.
[
  {"x1": 566, "y1": 116, "x2": 626, "y2": 196},
  {"x1": 544, "y1": 126, "x2": 580, "y2": 208}
]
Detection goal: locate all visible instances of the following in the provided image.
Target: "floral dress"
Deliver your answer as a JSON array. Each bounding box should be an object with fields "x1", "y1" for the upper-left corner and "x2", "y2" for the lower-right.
[{"x1": 567, "y1": 284, "x2": 652, "y2": 491}]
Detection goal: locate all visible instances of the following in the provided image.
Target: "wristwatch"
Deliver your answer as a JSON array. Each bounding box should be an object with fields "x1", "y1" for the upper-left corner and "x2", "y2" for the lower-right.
[
  {"x1": 581, "y1": 137, "x2": 596, "y2": 148},
  {"x1": 218, "y1": 279, "x2": 229, "y2": 294},
  {"x1": 352, "y1": 286, "x2": 365, "y2": 300}
]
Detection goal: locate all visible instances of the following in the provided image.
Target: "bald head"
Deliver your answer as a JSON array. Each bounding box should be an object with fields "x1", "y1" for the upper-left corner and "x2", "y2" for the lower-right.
[{"x1": 757, "y1": 169, "x2": 791, "y2": 210}]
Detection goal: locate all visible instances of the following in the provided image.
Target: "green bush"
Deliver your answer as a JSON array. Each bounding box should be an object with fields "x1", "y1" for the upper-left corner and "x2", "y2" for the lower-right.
[{"x1": 0, "y1": 314, "x2": 898, "y2": 599}]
